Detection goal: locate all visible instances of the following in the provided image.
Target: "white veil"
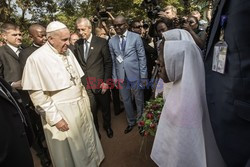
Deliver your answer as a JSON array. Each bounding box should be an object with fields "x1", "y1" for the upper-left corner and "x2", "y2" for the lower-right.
[{"x1": 151, "y1": 29, "x2": 225, "y2": 167}]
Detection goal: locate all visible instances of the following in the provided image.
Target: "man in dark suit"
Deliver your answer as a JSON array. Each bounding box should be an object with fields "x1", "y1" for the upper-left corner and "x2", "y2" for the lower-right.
[
  {"x1": 205, "y1": 0, "x2": 250, "y2": 166},
  {"x1": 95, "y1": 27, "x2": 124, "y2": 116},
  {"x1": 19, "y1": 24, "x2": 47, "y2": 70},
  {"x1": 19, "y1": 24, "x2": 51, "y2": 167},
  {"x1": 0, "y1": 23, "x2": 22, "y2": 89},
  {"x1": 0, "y1": 77, "x2": 34, "y2": 167},
  {"x1": 74, "y1": 17, "x2": 113, "y2": 138}
]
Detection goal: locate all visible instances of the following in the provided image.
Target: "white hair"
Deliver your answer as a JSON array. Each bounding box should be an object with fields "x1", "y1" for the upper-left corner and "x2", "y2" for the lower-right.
[{"x1": 76, "y1": 17, "x2": 92, "y2": 28}]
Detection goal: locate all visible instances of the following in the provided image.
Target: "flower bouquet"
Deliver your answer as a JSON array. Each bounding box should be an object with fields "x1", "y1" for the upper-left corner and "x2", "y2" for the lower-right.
[{"x1": 138, "y1": 95, "x2": 164, "y2": 137}]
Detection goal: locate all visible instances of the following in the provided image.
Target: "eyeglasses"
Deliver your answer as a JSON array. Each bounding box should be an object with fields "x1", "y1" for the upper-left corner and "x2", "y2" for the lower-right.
[{"x1": 113, "y1": 23, "x2": 125, "y2": 28}]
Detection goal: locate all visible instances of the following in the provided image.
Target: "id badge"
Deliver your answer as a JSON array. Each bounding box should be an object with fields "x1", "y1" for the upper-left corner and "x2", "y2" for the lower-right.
[
  {"x1": 212, "y1": 41, "x2": 228, "y2": 74},
  {"x1": 116, "y1": 55, "x2": 123, "y2": 63}
]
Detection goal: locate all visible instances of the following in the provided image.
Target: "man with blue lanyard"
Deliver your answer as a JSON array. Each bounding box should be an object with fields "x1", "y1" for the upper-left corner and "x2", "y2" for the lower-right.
[{"x1": 205, "y1": 0, "x2": 250, "y2": 166}]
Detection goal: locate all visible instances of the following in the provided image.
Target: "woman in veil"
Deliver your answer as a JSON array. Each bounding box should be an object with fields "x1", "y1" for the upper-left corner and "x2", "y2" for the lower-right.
[{"x1": 151, "y1": 29, "x2": 225, "y2": 167}]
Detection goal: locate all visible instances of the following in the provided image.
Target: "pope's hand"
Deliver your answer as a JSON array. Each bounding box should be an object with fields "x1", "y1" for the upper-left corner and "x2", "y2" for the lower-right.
[{"x1": 55, "y1": 119, "x2": 69, "y2": 132}]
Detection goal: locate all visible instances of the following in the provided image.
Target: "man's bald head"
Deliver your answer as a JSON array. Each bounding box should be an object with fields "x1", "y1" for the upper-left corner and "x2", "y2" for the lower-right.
[
  {"x1": 28, "y1": 24, "x2": 46, "y2": 46},
  {"x1": 28, "y1": 24, "x2": 45, "y2": 36},
  {"x1": 114, "y1": 15, "x2": 127, "y2": 24},
  {"x1": 113, "y1": 15, "x2": 128, "y2": 35}
]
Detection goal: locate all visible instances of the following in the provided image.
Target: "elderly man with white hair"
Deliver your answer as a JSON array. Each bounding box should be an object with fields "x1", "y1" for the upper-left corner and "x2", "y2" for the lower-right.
[{"x1": 22, "y1": 21, "x2": 104, "y2": 167}]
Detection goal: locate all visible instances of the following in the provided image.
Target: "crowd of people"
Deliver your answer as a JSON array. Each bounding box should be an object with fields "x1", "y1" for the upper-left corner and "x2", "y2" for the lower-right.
[{"x1": 0, "y1": 1, "x2": 250, "y2": 167}]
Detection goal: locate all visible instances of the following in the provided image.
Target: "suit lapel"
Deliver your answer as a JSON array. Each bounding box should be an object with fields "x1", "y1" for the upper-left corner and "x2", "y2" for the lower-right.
[
  {"x1": 124, "y1": 31, "x2": 130, "y2": 55},
  {"x1": 87, "y1": 35, "x2": 96, "y2": 62},
  {"x1": 76, "y1": 39, "x2": 85, "y2": 65},
  {"x1": 5, "y1": 45, "x2": 19, "y2": 60},
  {"x1": 114, "y1": 35, "x2": 123, "y2": 56},
  {"x1": 206, "y1": 0, "x2": 226, "y2": 58}
]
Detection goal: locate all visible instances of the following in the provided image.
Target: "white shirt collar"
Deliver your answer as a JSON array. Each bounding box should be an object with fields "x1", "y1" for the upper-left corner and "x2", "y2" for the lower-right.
[
  {"x1": 86, "y1": 33, "x2": 93, "y2": 43},
  {"x1": 7, "y1": 43, "x2": 19, "y2": 53},
  {"x1": 33, "y1": 43, "x2": 41, "y2": 48},
  {"x1": 120, "y1": 30, "x2": 128, "y2": 38}
]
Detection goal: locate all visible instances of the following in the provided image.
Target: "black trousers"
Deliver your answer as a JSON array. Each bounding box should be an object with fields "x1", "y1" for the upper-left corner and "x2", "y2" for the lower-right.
[
  {"x1": 86, "y1": 89, "x2": 111, "y2": 132},
  {"x1": 111, "y1": 87, "x2": 123, "y2": 114},
  {"x1": 26, "y1": 105, "x2": 46, "y2": 152}
]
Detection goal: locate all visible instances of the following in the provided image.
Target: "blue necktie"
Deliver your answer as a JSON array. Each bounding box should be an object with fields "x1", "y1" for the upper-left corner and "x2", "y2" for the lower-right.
[
  {"x1": 120, "y1": 36, "x2": 126, "y2": 52},
  {"x1": 84, "y1": 40, "x2": 89, "y2": 61}
]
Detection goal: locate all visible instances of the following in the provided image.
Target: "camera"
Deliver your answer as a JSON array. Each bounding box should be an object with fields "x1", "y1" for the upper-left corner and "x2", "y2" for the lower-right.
[
  {"x1": 92, "y1": 16, "x2": 99, "y2": 23},
  {"x1": 143, "y1": 21, "x2": 150, "y2": 29},
  {"x1": 96, "y1": 5, "x2": 113, "y2": 21},
  {"x1": 141, "y1": 0, "x2": 161, "y2": 20},
  {"x1": 179, "y1": 17, "x2": 187, "y2": 26},
  {"x1": 143, "y1": 0, "x2": 158, "y2": 6}
]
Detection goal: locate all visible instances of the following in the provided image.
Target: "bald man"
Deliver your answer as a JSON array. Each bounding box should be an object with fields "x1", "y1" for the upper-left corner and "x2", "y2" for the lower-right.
[
  {"x1": 69, "y1": 33, "x2": 79, "y2": 45},
  {"x1": 19, "y1": 24, "x2": 46, "y2": 70},
  {"x1": 68, "y1": 33, "x2": 79, "y2": 52},
  {"x1": 109, "y1": 16, "x2": 147, "y2": 134}
]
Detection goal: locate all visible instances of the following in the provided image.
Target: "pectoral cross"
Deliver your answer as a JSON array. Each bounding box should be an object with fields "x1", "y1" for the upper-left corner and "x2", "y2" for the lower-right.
[{"x1": 70, "y1": 74, "x2": 76, "y2": 85}]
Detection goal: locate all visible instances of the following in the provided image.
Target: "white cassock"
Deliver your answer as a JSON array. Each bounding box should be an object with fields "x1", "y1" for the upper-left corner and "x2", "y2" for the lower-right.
[{"x1": 22, "y1": 42, "x2": 104, "y2": 167}]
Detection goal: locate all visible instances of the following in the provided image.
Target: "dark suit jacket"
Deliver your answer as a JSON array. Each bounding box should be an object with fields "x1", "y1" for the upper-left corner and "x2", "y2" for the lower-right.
[
  {"x1": 142, "y1": 38, "x2": 157, "y2": 80},
  {"x1": 19, "y1": 45, "x2": 40, "y2": 106},
  {"x1": 205, "y1": 0, "x2": 250, "y2": 166},
  {"x1": 74, "y1": 35, "x2": 112, "y2": 94},
  {"x1": 68, "y1": 44, "x2": 76, "y2": 53},
  {"x1": 0, "y1": 78, "x2": 33, "y2": 167},
  {"x1": 19, "y1": 45, "x2": 39, "y2": 71},
  {"x1": 0, "y1": 45, "x2": 22, "y2": 83}
]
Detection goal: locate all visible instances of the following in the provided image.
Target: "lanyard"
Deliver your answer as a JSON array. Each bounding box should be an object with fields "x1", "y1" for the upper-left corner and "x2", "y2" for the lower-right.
[{"x1": 219, "y1": 15, "x2": 227, "y2": 41}]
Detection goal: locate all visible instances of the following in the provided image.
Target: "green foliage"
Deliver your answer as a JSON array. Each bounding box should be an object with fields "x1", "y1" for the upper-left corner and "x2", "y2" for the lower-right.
[{"x1": 0, "y1": 0, "x2": 213, "y2": 43}]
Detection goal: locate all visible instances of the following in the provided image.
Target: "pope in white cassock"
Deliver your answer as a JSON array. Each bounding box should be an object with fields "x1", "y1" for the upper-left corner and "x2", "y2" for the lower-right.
[{"x1": 21, "y1": 21, "x2": 104, "y2": 167}]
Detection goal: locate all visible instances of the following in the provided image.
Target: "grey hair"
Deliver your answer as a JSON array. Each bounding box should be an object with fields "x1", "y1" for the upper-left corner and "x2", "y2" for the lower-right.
[{"x1": 76, "y1": 17, "x2": 92, "y2": 28}]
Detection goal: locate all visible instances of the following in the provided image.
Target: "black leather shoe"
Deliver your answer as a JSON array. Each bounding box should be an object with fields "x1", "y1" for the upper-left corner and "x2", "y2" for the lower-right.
[
  {"x1": 124, "y1": 125, "x2": 134, "y2": 134},
  {"x1": 37, "y1": 151, "x2": 51, "y2": 167},
  {"x1": 105, "y1": 128, "x2": 113, "y2": 138}
]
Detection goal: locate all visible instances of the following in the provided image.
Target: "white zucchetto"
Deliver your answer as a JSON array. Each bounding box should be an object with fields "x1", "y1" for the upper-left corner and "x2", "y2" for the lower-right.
[{"x1": 46, "y1": 21, "x2": 67, "y2": 33}]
